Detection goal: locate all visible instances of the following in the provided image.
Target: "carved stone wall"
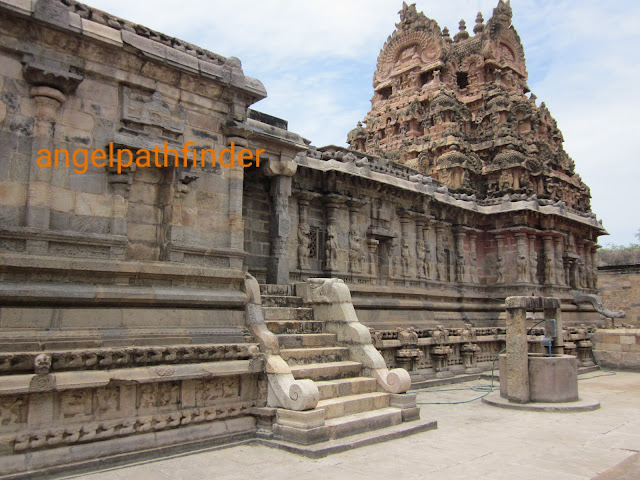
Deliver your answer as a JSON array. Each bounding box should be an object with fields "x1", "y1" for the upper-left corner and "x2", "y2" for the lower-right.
[{"x1": 370, "y1": 324, "x2": 595, "y2": 380}]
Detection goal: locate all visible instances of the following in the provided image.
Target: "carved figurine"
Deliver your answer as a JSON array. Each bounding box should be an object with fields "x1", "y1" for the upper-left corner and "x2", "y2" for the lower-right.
[
  {"x1": 324, "y1": 226, "x2": 339, "y2": 270},
  {"x1": 416, "y1": 238, "x2": 426, "y2": 278},
  {"x1": 34, "y1": 353, "x2": 52, "y2": 375},
  {"x1": 349, "y1": 228, "x2": 365, "y2": 273},
  {"x1": 516, "y1": 253, "x2": 528, "y2": 282},
  {"x1": 401, "y1": 238, "x2": 411, "y2": 276},
  {"x1": 297, "y1": 223, "x2": 311, "y2": 270},
  {"x1": 496, "y1": 255, "x2": 505, "y2": 284}
]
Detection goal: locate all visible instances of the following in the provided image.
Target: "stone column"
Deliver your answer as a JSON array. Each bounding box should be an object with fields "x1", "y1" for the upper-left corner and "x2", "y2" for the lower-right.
[
  {"x1": 528, "y1": 234, "x2": 538, "y2": 284},
  {"x1": 415, "y1": 218, "x2": 426, "y2": 279},
  {"x1": 398, "y1": 211, "x2": 412, "y2": 278},
  {"x1": 495, "y1": 234, "x2": 505, "y2": 284},
  {"x1": 424, "y1": 220, "x2": 435, "y2": 281},
  {"x1": 366, "y1": 238, "x2": 379, "y2": 279},
  {"x1": 296, "y1": 192, "x2": 313, "y2": 271},
  {"x1": 264, "y1": 156, "x2": 298, "y2": 284},
  {"x1": 505, "y1": 297, "x2": 530, "y2": 404},
  {"x1": 543, "y1": 234, "x2": 555, "y2": 285},
  {"x1": 454, "y1": 228, "x2": 466, "y2": 283},
  {"x1": 590, "y1": 245, "x2": 599, "y2": 289},
  {"x1": 435, "y1": 223, "x2": 447, "y2": 282},
  {"x1": 347, "y1": 199, "x2": 365, "y2": 274},
  {"x1": 323, "y1": 195, "x2": 344, "y2": 273},
  {"x1": 576, "y1": 242, "x2": 586, "y2": 288},
  {"x1": 554, "y1": 236, "x2": 566, "y2": 286},
  {"x1": 515, "y1": 232, "x2": 528, "y2": 283},
  {"x1": 468, "y1": 232, "x2": 478, "y2": 284},
  {"x1": 164, "y1": 169, "x2": 200, "y2": 262},
  {"x1": 226, "y1": 136, "x2": 248, "y2": 270},
  {"x1": 23, "y1": 59, "x2": 83, "y2": 253},
  {"x1": 584, "y1": 242, "x2": 594, "y2": 289}
]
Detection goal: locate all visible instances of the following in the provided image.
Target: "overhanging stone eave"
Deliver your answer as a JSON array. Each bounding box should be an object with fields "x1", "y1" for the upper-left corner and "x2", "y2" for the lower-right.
[
  {"x1": 227, "y1": 120, "x2": 308, "y2": 153},
  {"x1": 298, "y1": 156, "x2": 605, "y2": 231},
  {"x1": 0, "y1": 0, "x2": 267, "y2": 103}
]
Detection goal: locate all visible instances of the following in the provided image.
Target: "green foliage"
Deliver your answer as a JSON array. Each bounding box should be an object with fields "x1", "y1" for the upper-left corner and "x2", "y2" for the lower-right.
[{"x1": 597, "y1": 230, "x2": 640, "y2": 266}]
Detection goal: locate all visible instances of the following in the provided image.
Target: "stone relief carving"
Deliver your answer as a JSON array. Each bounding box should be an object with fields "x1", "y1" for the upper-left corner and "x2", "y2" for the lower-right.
[
  {"x1": 297, "y1": 223, "x2": 311, "y2": 270},
  {"x1": 401, "y1": 238, "x2": 411, "y2": 277},
  {"x1": 95, "y1": 387, "x2": 119, "y2": 415},
  {"x1": 60, "y1": 390, "x2": 92, "y2": 419},
  {"x1": 516, "y1": 253, "x2": 528, "y2": 282},
  {"x1": 0, "y1": 396, "x2": 26, "y2": 426},
  {"x1": 495, "y1": 255, "x2": 505, "y2": 284},
  {"x1": 325, "y1": 225, "x2": 339, "y2": 271},
  {"x1": 34, "y1": 354, "x2": 52, "y2": 375},
  {"x1": 0, "y1": 345, "x2": 258, "y2": 375},
  {"x1": 349, "y1": 228, "x2": 365, "y2": 273},
  {"x1": 13, "y1": 403, "x2": 252, "y2": 453}
]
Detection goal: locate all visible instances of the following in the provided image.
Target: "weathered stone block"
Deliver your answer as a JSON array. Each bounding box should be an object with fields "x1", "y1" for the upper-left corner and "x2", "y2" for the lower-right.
[{"x1": 81, "y1": 19, "x2": 123, "y2": 46}]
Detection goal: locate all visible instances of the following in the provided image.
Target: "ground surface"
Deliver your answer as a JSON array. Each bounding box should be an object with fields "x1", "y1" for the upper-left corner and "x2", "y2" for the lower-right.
[{"x1": 62, "y1": 371, "x2": 640, "y2": 480}]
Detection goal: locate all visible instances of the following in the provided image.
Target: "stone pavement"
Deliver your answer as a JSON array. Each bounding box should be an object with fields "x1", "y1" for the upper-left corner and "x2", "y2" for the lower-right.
[{"x1": 62, "y1": 371, "x2": 640, "y2": 480}]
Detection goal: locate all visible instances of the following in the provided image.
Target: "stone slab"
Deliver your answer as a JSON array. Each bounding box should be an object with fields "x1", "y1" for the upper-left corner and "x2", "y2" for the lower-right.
[
  {"x1": 482, "y1": 391, "x2": 600, "y2": 412},
  {"x1": 256, "y1": 417, "x2": 437, "y2": 458}
]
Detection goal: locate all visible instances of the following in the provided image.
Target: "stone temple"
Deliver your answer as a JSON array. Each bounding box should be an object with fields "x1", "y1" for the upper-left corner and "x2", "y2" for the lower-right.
[{"x1": 0, "y1": 0, "x2": 611, "y2": 475}]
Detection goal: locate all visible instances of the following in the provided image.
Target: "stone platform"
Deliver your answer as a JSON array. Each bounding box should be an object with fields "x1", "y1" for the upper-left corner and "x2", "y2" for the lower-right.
[
  {"x1": 50, "y1": 371, "x2": 640, "y2": 480},
  {"x1": 481, "y1": 392, "x2": 601, "y2": 412}
]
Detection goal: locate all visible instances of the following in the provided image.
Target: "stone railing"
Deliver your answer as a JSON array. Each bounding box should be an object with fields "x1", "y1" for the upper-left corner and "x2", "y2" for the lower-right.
[{"x1": 366, "y1": 324, "x2": 596, "y2": 381}]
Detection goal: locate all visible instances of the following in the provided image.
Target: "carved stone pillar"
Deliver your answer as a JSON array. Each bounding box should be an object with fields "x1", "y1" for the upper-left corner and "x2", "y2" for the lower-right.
[
  {"x1": 576, "y1": 242, "x2": 586, "y2": 288},
  {"x1": 515, "y1": 232, "x2": 528, "y2": 283},
  {"x1": 22, "y1": 58, "x2": 83, "y2": 253},
  {"x1": 164, "y1": 169, "x2": 200, "y2": 262},
  {"x1": 264, "y1": 156, "x2": 298, "y2": 284},
  {"x1": 366, "y1": 238, "x2": 379, "y2": 279},
  {"x1": 347, "y1": 199, "x2": 365, "y2": 274},
  {"x1": 504, "y1": 297, "x2": 530, "y2": 403},
  {"x1": 435, "y1": 223, "x2": 447, "y2": 282},
  {"x1": 415, "y1": 219, "x2": 426, "y2": 279},
  {"x1": 495, "y1": 234, "x2": 505, "y2": 284},
  {"x1": 296, "y1": 192, "x2": 313, "y2": 271},
  {"x1": 323, "y1": 195, "x2": 344, "y2": 273},
  {"x1": 454, "y1": 228, "x2": 466, "y2": 283},
  {"x1": 543, "y1": 234, "x2": 555, "y2": 285},
  {"x1": 590, "y1": 245, "x2": 599, "y2": 289},
  {"x1": 468, "y1": 232, "x2": 478, "y2": 284},
  {"x1": 398, "y1": 212, "x2": 412, "y2": 278},
  {"x1": 424, "y1": 220, "x2": 435, "y2": 281},
  {"x1": 554, "y1": 236, "x2": 566, "y2": 286},
  {"x1": 583, "y1": 242, "x2": 594, "y2": 289},
  {"x1": 528, "y1": 234, "x2": 538, "y2": 284}
]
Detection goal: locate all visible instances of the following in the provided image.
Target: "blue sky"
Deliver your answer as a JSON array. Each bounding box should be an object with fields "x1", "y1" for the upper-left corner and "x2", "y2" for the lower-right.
[{"x1": 86, "y1": 0, "x2": 640, "y2": 246}]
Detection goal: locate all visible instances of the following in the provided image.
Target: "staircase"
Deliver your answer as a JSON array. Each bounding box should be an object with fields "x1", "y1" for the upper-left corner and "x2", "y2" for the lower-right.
[{"x1": 257, "y1": 284, "x2": 436, "y2": 455}]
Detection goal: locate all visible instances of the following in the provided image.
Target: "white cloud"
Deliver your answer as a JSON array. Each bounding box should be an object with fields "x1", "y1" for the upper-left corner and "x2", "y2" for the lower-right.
[{"x1": 84, "y1": 0, "x2": 640, "y2": 245}]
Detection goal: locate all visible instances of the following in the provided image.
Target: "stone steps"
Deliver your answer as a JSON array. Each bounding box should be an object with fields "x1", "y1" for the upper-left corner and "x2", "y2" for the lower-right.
[
  {"x1": 277, "y1": 333, "x2": 337, "y2": 349},
  {"x1": 261, "y1": 295, "x2": 304, "y2": 308},
  {"x1": 266, "y1": 320, "x2": 325, "y2": 334},
  {"x1": 258, "y1": 283, "x2": 429, "y2": 450},
  {"x1": 325, "y1": 407, "x2": 403, "y2": 440},
  {"x1": 256, "y1": 417, "x2": 438, "y2": 458},
  {"x1": 314, "y1": 377, "x2": 378, "y2": 400},
  {"x1": 280, "y1": 347, "x2": 350, "y2": 365},
  {"x1": 262, "y1": 306, "x2": 314, "y2": 321},
  {"x1": 290, "y1": 361, "x2": 363, "y2": 382},
  {"x1": 317, "y1": 392, "x2": 390, "y2": 420},
  {"x1": 260, "y1": 284, "x2": 294, "y2": 296}
]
